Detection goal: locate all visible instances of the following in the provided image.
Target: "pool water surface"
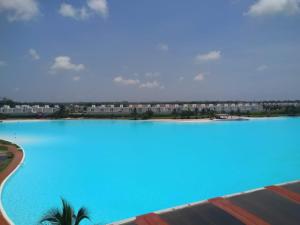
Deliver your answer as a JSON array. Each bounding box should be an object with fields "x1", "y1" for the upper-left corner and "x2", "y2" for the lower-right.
[{"x1": 0, "y1": 118, "x2": 300, "y2": 224}]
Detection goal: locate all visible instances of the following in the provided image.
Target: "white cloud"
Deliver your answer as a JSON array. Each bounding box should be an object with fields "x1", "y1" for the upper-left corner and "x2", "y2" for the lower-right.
[
  {"x1": 247, "y1": 0, "x2": 300, "y2": 16},
  {"x1": 73, "y1": 76, "x2": 81, "y2": 81},
  {"x1": 0, "y1": 0, "x2": 39, "y2": 21},
  {"x1": 0, "y1": 60, "x2": 6, "y2": 66},
  {"x1": 87, "y1": 0, "x2": 108, "y2": 17},
  {"x1": 51, "y1": 56, "x2": 85, "y2": 72},
  {"x1": 79, "y1": 7, "x2": 89, "y2": 19},
  {"x1": 139, "y1": 80, "x2": 163, "y2": 89},
  {"x1": 59, "y1": 3, "x2": 76, "y2": 18},
  {"x1": 29, "y1": 48, "x2": 40, "y2": 60},
  {"x1": 195, "y1": 50, "x2": 221, "y2": 63},
  {"x1": 59, "y1": 3, "x2": 89, "y2": 20},
  {"x1": 194, "y1": 73, "x2": 205, "y2": 81},
  {"x1": 257, "y1": 65, "x2": 269, "y2": 71},
  {"x1": 178, "y1": 76, "x2": 184, "y2": 81},
  {"x1": 113, "y1": 73, "x2": 164, "y2": 89},
  {"x1": 113, "y1": 76, "x2": 140, "y2": 85},
  {"x1": 157, "y1": 43, "x2": 169, "y2": 52}
]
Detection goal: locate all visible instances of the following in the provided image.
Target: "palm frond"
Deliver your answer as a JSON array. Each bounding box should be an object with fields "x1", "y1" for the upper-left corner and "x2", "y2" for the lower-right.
[
  {"x1": 74, "y1": 207, "x2": 90, "y2": 225},
  {"x1": 40, "y1": 198, "x2": 90, "y2": 225},
  {"x1": 40, "y1": 209, "x2": 61, "y2": 224},
  {"x1": 61, "y1": 198, "x2": 75, "y2": 225}
]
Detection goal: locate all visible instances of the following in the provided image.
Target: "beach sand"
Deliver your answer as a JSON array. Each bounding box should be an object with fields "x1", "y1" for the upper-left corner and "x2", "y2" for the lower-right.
[{"x1": 149, "y1": 118, "x2": 213, "y2": 123}]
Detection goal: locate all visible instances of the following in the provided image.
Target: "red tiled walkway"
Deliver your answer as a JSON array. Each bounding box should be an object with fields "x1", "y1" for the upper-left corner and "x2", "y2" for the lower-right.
[
  {"x1": 0, "y1": 144, "x2": 24, "y2": 225},
  {"x1": 266, "y1": 185, "x2": 300, "y2": 204},
  {"x1": 209, "y1": 197, "x2": 270, "y2": 225},
  {"x1": 118, "y1": 182, "x2": 300, "y2": 225},
  {"x1": 136, "y1": 213, "x2": 169, "y2": 225}
]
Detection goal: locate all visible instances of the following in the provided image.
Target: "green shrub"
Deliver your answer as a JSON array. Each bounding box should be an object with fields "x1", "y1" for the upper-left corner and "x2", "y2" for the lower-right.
[{"x1": 0, "y1": 145, "x2": 8, "y2": 151}]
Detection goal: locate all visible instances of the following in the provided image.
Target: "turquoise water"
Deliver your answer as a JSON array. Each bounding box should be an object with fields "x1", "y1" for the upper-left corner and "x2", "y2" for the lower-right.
[{"x1": 0, "y1": 118, "x2": 300, "y2": 225}]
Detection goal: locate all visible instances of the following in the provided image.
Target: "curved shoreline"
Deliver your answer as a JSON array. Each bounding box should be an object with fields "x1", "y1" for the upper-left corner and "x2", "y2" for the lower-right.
[
  {"x1": 1, "y1": 115, "x2": 297, "y2": 124},
  {"x1": 0, "y1": 141, "x2": 25, "y2": 225}
]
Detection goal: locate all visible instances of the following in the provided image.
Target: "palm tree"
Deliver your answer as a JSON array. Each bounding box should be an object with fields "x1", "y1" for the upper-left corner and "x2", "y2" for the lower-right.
[{"x1": 40, "y1": 198, "x2": 90, "y2": 225}]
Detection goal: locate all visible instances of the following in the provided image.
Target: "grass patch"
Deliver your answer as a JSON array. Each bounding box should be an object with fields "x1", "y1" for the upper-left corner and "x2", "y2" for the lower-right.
[
  {"x1": 0, "y1": 145, "x2": 8, "y2": 151},
  {"x1": 0, "y1": 140, "x2": 12, "y2": 145},
  {"x1": 0, "y1": 140, "x2": 18, "y2": 172},
  {"x1": 0, "y1": 152, "x2": 14, "y2": 172},
  {"x1": 0, "y1": 139, "x2": 20, "y2": 149},
  {"x1": 0, "y1": 158, "x2": 13, "y2": 172}
]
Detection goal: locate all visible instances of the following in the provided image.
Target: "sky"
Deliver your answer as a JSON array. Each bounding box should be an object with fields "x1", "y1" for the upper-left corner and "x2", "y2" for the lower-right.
[{"x1": 0, "y1": 0, "x2": 300, "y2": 102}]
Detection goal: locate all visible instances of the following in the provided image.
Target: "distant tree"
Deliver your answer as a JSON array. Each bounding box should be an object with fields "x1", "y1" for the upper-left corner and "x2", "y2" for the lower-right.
[
  {"x1": 208, "y1": 109, "x2": 215, "y2": 119},
  {"x1": 171, "y1": 109, "x2": 178, "y2": 119},
  {"x1": 194, "y1": 108, "x2": 199, "y2": 118},
  {"x1": 0, "y1": 97, "x2": 15, "y2": 107},
  {"x1": 131, "y1": 107, "x2": 138, "y2": 120},
  {"x1": 187, "y1": 109, "x2": 192, "y2": 119},
  {"x1": 141, "y1": 109, "x2": 153, "y2": 119},
  {"x1": 285, "y1": 106, "x2": 297, "y2": 115},
  {"x1": 201, "y1": 108, "x2": 207, "y2": 115},
  {"x1": 40, "y1": 198, "x2": 90, "y2": 225},
  {"x1": 180, "y1": 109, "x2": 193, "y2": 119},
  {"x1": 52, "y1": 105, "x2": 69, "y2": 118}
]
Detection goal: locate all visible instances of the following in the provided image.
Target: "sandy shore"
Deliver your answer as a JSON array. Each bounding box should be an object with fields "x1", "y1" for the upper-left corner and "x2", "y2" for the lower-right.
[
  {"x1": 149, "y1": 116, "x2": 291, "y2": 123},
  {"x1": 1, "y1": 118, "x2": 214, "y2": 123},
  {"x1": 1, "y1": 116, "x2": 293, "y2": 124},
  {"x1": 1, "y1": 118, "x2": 52, "y2": 123},
  {"x1": 0, "y1": 143, "x2": 24, "y2": 225},
  {"x1": 149, "y1": 118, "x2": 213, "y2": 123}
]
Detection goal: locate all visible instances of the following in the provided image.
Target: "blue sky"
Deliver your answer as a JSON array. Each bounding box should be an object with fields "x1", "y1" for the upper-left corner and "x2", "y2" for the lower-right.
[{"x1": 0, "y1": 0, "x2": 300, "y2": 102}]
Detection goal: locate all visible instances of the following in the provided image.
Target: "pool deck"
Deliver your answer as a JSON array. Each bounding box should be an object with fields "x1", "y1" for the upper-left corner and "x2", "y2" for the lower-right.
[
  {"x1": 110, "y1": 180, "x2": 300, "y2": 225},
  {"x1": 0, "y1": 143, "x2": 24, "y2": 225}
]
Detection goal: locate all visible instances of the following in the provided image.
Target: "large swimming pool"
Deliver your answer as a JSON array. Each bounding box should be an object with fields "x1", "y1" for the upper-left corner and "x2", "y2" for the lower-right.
[{"x1": 0, "y1": 118, "x2": 300, "y2": 224}]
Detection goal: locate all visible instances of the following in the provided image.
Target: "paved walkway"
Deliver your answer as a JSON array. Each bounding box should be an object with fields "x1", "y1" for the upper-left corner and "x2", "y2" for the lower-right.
[
  {"x1": 0, "y1": 144, "x2": 24, "y2": 225},
  {"x1": 113, "y1": 181, "x2": 300, "y2": 225}
]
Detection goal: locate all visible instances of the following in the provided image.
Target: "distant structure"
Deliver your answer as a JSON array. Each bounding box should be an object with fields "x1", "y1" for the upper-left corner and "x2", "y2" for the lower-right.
[
  {"x1": 85, "y1": 102, "x2": 264, "y2": 114},
  {"x1": 0, "y1": 105, "x2": 60, "y2": 115},
  {"x1": 1, "y1": 101, "x2": 299, "y2": 116}
]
